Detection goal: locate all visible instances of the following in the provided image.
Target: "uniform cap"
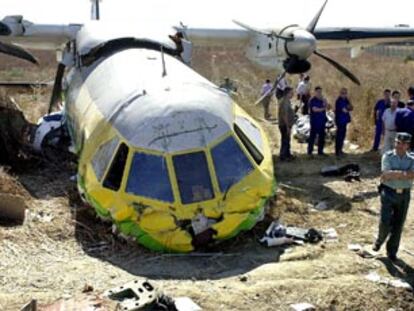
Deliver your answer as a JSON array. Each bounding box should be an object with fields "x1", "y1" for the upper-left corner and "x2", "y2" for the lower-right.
[{"x1": 395, "y1": 132, "x2": 412, "y2": 143}]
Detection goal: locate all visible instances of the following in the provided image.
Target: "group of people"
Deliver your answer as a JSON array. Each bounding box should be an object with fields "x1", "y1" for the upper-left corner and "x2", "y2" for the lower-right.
[
  {"x1": 372, "y1": 87, "x2": 414, "y2": 154},
  {"x1": 261, "y1": 75, "x2": 353, "y2": 161},
  {"x1": 260, "y1": 76, "x2": 414, "y2": 263}
]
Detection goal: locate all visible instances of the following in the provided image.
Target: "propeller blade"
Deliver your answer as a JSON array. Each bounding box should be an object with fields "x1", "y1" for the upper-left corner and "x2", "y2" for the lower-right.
[
  {"x1": 306, "y1": 0, "x2": 328, "y2": 34},
  {"x1": 233, "y1": 20, "x2": 293, "y2": 41},
  {"x1": 314, "y1": 50, "x2": 361, "y2": 85},
  {"x1": 48, "y1": 63, "x2": 66, "y2": 113},
  {"x1": 0, "y1": 42, "x2": 38, "y2": 64},
  {"x1": 254, "y1": 71, "x2": 287, "y2": 105}
]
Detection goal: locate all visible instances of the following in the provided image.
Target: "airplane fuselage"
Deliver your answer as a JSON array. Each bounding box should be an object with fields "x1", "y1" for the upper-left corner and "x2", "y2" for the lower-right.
[{"x1": 62, "y1": 28, "x2": 275, "y2": 252}]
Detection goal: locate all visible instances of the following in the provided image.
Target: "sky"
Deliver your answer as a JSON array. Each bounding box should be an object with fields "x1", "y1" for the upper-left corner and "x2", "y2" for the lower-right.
[{"x1": 0, "y1": 0, "x2": 413, "y2": 29}]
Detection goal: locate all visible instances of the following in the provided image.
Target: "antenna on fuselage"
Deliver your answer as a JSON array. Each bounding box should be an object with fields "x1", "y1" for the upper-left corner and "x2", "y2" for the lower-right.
[
  {"x1": 160, "y1": 46, "x2": 167, "y2": 77},
  {"x1": 90, "y1": 0, "x2": 101, "y2": 20}
]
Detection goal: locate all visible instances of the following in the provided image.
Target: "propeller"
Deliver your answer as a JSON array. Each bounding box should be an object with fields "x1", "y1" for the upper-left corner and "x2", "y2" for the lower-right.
[
  {"x1": 313, "y1": 50, "x2": 360, "y2": 85},
  {"x1": 233, "y1": 20, "x2": 294, "y2": 41},
  {"x1": 48, "y1": 63, "x2": 66, "y2": 113},
  {"x1": 0, "y1": 41, "x2": 38, "y2": 64},
  {"x1": 253, "y1": 0, "x2": 360, "y2": 106},
  {"x1": 306, "y1": 0, "x2": 328, "y2": 33},
  {"x1": 255, "y1": 71, "x2": 287, "y2": 105},
  {"x1": 280, "y1": 0, "x2": 360, "y2": 85}
]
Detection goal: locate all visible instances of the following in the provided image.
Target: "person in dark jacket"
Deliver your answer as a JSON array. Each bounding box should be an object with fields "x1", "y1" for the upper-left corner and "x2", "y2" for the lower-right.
[{"x1": 335, "y1": 88, "x2": 353, "y2": 156}]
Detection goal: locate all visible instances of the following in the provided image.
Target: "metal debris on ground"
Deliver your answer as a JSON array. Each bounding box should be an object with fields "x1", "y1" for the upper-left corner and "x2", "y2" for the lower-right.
[
  {"x1": 320, "y1": 164, "x2": 361, "y2": 182},
  {"x1": 313, "y1": 201, "x2": 329, "y2": 211},
  {"x1": 365, "y1": 271, "x2": 412, "y2": 289},
  {"x1": 322, "y1": 228, "x2": 338, "y2": 243},
  {"x1": 260, "y1": 221, "x2": 323, "y2": 247},
  {"x1": 357, "y1": 248, "x2": 377, "y2": 259},
  {"x1": 347, "y1": 243, "x2": 362, "y2": 252},
  {"x1": 29, "y1": 210, "x2": 54, "y2": 223},
  {"x1": 290, "y1": 302, "x2": 316, "y2": 311},
  {"x1": 174, "y1": 297, "x2": 202, "y2": 311}
]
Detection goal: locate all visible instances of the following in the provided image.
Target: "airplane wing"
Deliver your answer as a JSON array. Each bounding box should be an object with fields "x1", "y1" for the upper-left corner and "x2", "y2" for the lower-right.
[
  {"x1": 315, "y1": 26, "x2": 414, "y2": 50},
  {"x1": 177, "y1": 25, "x2": 250, "y2": 47},
  {"x1": 0, "y1": 15, "x2": 80, "y2": 51}
]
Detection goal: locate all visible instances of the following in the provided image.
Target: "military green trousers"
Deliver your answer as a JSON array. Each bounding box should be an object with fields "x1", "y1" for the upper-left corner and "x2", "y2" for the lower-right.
[{"x1": 375, "y1": 187, "x2": 411, "y2": 257}]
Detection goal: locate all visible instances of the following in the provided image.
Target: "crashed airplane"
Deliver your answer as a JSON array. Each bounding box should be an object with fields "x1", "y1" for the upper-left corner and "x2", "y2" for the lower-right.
[{"x1": 0, "y1": 0, "x2": 414, "y2": 252}]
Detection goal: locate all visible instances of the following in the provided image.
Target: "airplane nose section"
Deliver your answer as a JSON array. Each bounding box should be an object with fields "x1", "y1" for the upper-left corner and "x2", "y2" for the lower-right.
[{"x1": 286, "y1": 29, "x2": 317, "y2": 60}]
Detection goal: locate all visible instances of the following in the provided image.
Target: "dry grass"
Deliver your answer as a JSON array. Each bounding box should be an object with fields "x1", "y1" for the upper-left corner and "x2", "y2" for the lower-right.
[{"x1": 192, "y1": 47, "x2": 414, "y2": 149}]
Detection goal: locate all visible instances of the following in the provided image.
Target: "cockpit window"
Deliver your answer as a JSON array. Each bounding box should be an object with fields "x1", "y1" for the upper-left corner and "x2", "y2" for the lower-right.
[
  {"x1": 234, "y1": 122, "x2": 264, "y2": 165},
  {"x1": 92, "y1": 137, "x2": 120, "y2": 182},
  {"x1": 235, "y1": 116, "x2": 264, "y2": 154},
  {"x1": 126, "y1": 153, "x2": 174, "y2": 203},
  {"x1": 211, "y1": 136, "x2": 254, "y2": 193},
  {"x1": 103, "y1": 143, "x2": 129, "y2": 191},
  {"x1": 173, "y1": 151, "x2": 214, "y2": 204}
]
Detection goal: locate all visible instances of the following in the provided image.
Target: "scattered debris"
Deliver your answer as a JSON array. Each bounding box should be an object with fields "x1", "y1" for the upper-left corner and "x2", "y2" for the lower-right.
[
  {"x1": 313, "y1": 201, "x2": 329, "y2": 211},
  {"x1": 348, "y1": 243, "x2": 363, "y2": 252},
  {"x1": 260, "y1": 221, "x2": 323, "y2": 248},
  {"x1": 320, "y1": 164, "x2": 361, "y2": 182},
  {"x1": 105, "y1": 279, "x2": 198, "y2": 310},
  {"x1": 239, "y1": 275, "x2": 248, "y2": 282},
  {"x1": 290, "y1": 302, "x2": 316, "y2": 311},
  {"x1": 365, "y1": 271, "x2": 412, "y2": 289},
  {"x1": 0, "y1": 193, "x2": 27, "y2": 225},
  {"x1": 82, "y1": 283, "x2": 94, "y2": 293},
  {"x1": 357, "y1": 248, "x2": 377, "y2": 259},
  {"x1": 402, "y1": 248, "x2": 414, "y2": 258},
  {"x1": 174, "y1": 297, "x2": 202, "y2": 311},
  {"x1": 20, "y1": 299, "x2": 36, "y2": 311},
  {"x1": 29, "y1": 210, "x2": 54, "y2": 223},
  {"x1": 322, "y1": 228, "x2": 338, "y2": 243}
]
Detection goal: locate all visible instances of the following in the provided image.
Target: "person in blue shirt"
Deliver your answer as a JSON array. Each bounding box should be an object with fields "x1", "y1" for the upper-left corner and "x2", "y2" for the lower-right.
[
  {"x1": 395, "y1": 99, "x2": 414, "y2": 150},
  {"x1": 372, "y1": 89, "x2": 391, "y2": 151},
  {"x1": 307, "y1": 86, "x2": 328, "y2": 156},
  {"x1": 373, "y1": 132, "x2": 414, "y2": 261},
  {"x1": 335, "y1": 88, "x2": 353, "y2": 156}
]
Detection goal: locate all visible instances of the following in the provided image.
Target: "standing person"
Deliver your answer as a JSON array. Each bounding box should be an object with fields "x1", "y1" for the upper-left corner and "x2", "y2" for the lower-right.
[
  {"x1": 335, "y1": 87, "x2": 353, "y2": 156},
  {"x1": 395, "y1": 100, "x2": 414, "y2": 151},
  {"x1": 275, "y1": 74, "x2": 289, "y2": 101},
  {"x1": 307, "y1": 86, "x2": 328, "y2": 156},
  {"x1": 296, "y1": 75, "x2": 311, "y2": 115},
  {"x1": 382, "y1": 97, "x2": 399, "y2": 154},
  {"x1": 373, "y1": 132, "x2": 414, "y2": 261},
  {"x1": 372, "y1": 89, "x2": 391, "y2": 151},
  {"x1": 392, "y1": 90, "x2": 405, "y2": 108},
  {"x1": 278, "y1": 87, "x2": 295, "y2": 161},
  {"x1": 260, "y1": 79, "x2": 273, "y2": 119}
]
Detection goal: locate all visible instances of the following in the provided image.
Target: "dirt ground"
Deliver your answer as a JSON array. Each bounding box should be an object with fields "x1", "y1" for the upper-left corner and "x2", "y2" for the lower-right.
[{"x1": 1, "y1": 51, "x2": 414, "y2": 310}]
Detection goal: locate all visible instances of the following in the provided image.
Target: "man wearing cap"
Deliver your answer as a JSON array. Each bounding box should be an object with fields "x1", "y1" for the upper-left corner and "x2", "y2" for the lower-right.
[
  {"x1": 372, "y1": 89, "x2": 391, "y2": 151},
  {"x1": 373, "y1": 132, "x2": 414, "y2": 261}
]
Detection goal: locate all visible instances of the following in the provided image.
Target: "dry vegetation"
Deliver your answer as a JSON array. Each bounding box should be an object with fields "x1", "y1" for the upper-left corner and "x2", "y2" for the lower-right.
[{"x1": 0, "y1": 48, "x2": 414, "y2": 310}]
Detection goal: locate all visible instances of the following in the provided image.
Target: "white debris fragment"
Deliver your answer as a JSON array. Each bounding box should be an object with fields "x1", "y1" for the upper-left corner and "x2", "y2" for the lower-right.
[
  {"x1": 349, "y1": 143, "x2": 359, "y2": 151},
  {"x1": 365, "y1": 271, "x2": 412, "y2": 289},
  {"x1": 313, "y1": 201, "x2": 329, "y2": 211},
  {"x1": 175, "y1": 297, "x2": 202, "y2": 311},
  {"x1": 290, "y1": 302, "x2": 316, "y2": 311},
  {"x1": 322, "y1": 228, "x2": 338, "y2": 242},
  {"x1": 348, "y1": 243, "x2": 362, "y2": 251}
]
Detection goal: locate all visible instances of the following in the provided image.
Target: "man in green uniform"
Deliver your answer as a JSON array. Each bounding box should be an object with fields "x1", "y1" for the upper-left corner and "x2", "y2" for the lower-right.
[{"x1": 373, "y1": 132, "x2": 414, "y2": 261}]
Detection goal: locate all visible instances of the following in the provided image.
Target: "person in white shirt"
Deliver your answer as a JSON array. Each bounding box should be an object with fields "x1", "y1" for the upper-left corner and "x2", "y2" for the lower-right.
[
  {"x1": 275, "y1": 75, "x2": 289, "y2": 100},
  {"x1": 260, "y1": 79, "x2": 273, "y2": 119},
  {"x1": 296, "y1": 75, "x2": 311, "y2": 115},
  {"x1": 382, "y1": 97, "x2": 399, "y2": 154}
]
